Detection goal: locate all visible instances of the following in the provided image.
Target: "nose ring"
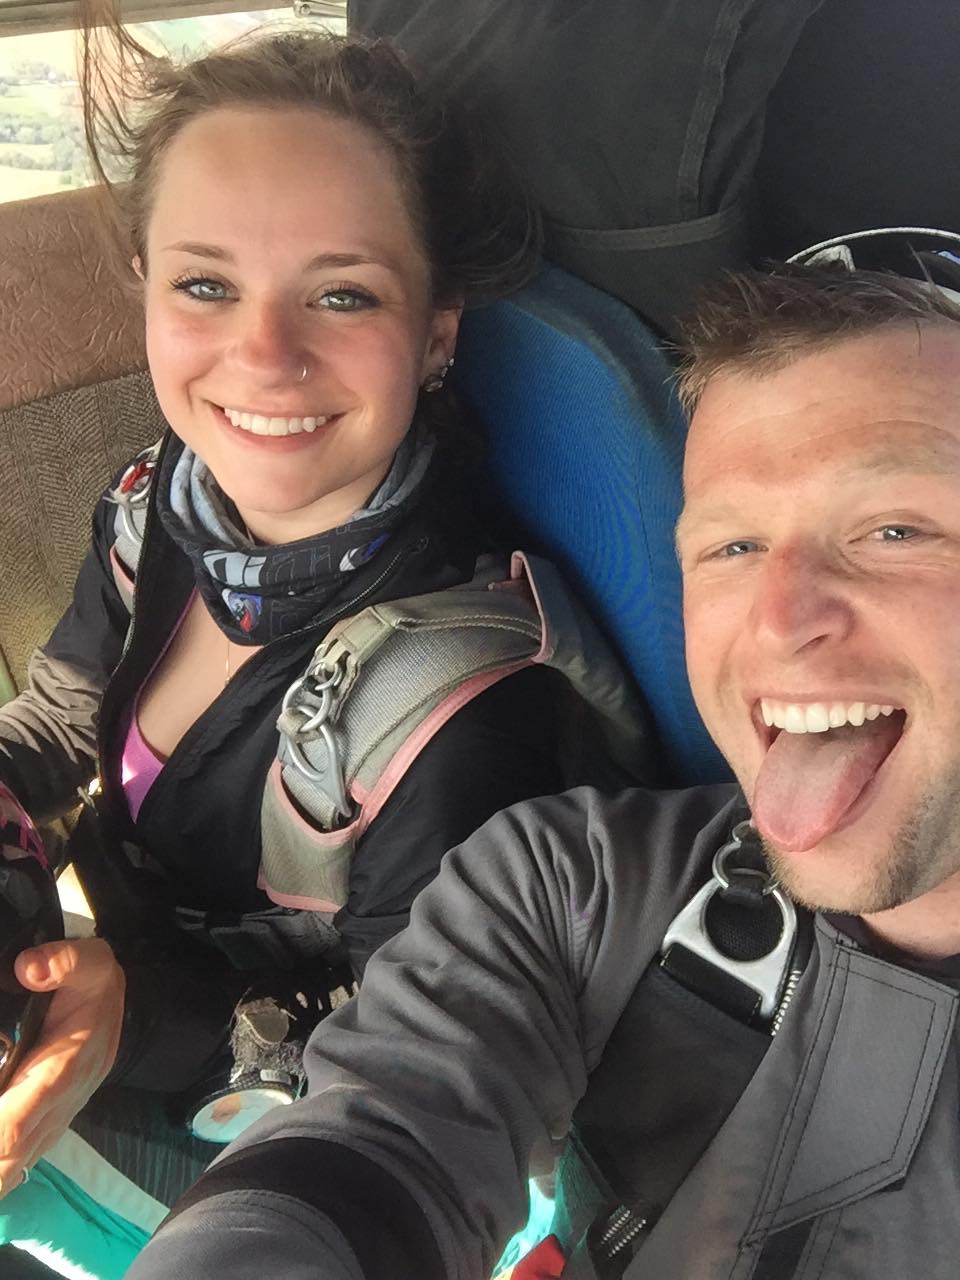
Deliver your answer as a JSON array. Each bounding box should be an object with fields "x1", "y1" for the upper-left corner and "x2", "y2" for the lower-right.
[{"x1": 299, "y1": 364, "x2": 308, "y2": 383}]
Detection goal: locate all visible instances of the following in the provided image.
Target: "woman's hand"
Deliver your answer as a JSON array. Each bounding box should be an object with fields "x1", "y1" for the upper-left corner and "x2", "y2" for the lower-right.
[{"x1": 0, "y1": 938, "x2": 125, "y2": 1196}]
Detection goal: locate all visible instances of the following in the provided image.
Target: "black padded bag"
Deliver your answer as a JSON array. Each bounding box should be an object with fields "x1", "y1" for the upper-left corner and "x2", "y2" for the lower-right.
[
  {"x1": 758, "y1": 0, "x2": 960, "y2": 259},
  {"x1": 349, "y1": 0, "x2": 824, "y2": 336}
]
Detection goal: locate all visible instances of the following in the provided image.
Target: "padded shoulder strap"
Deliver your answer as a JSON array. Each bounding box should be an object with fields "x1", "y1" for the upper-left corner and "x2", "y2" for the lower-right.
[
  {"x1": 511, "y1": 551, "x2": 655, "y2": 784},
  {"x1": 260, "y1": 553, "x2": 655, "y2": 911},
  {"x1": 273, "y1": 553, "x2": 541, "y2": 826}
]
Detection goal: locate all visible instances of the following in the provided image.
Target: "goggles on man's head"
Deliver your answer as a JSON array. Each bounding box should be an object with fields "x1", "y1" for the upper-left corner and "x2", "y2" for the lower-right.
[{"x1": 788, "y1": 226, "x2": 960, "y2": 306}]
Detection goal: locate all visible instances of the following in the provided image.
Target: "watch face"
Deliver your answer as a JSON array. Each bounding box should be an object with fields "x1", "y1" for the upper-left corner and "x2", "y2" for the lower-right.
[{"x1": 189, "y1": 1082, "x2": 295, "y2": 1144}]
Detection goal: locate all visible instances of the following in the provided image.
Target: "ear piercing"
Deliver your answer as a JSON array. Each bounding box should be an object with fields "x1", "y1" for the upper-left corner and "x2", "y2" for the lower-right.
[{"x1": 422, "y1": 356, "x2": 455, "y2": 393}]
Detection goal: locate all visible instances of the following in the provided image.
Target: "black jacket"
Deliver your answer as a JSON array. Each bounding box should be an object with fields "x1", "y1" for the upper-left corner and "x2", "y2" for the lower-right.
[
  {"x1": 0, "y1": 438, "x2": 564, "y2": 1092},
  {"x1": 130, "y1": 786, "x2": 960, "y2": 1280}
]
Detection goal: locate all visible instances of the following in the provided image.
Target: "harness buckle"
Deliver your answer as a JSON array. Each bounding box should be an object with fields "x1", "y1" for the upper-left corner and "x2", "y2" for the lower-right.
[
  {"x1": 278, "y1": 657, "x2": 351, "y2": 819},
  {"x1": 660, "y1": 821, "x2": 797, "y2": 1024},
  {"x1": 109, "y1": 441, "x2": 161, "y2": 547}
]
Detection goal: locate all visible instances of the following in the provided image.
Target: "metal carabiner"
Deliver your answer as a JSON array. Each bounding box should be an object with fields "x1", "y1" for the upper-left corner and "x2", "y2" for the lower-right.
[
  {"x1": 661, "y1": 823, "x2": 797, "y2": 1023},
  {"x1": 278, "y1": 665, "x2": 351, "y2": 819},
  {"x1": 284, "y1": 722, "x2": 350, "y2": 819},
  {"x1": 281, "y1": 660, "x2": 345, "y2": 734},
  {"x1": 711, "y1": 821, "x2": 778, "y2": 897}
]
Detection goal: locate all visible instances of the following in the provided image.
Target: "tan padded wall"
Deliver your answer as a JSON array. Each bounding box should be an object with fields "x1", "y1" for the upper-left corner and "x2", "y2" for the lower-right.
[
  {"x1": 0, "y1": 186, "x2": 146, "y2": 413},
  {"x1": 0, "y1": 187, "x2": 158, "y2": 693},
  {"x1": 0, "y1": 372, "x2": 165, "y2": 689}
]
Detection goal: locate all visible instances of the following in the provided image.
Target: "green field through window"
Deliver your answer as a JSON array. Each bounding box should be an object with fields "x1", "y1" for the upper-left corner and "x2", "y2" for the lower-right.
[{"x1": 0, "y1": 10, "x2": 346, "y2": 205}]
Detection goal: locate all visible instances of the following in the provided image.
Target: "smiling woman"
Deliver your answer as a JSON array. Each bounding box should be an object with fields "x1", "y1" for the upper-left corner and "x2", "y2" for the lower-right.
[
  {"x1": 140, "y1": 104, "x2": 455, "y2": 542},
  {"x1": 0, "y1": 10, "x2": 641, "y2": 1278}
]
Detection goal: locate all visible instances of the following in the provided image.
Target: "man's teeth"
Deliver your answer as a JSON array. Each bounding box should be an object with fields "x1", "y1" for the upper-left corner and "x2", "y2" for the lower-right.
[
  {"x1": 760, "y1": 700, "x2": 900, "y2": 734},
  {"x1": 222, "y1": 408, "x2": 329, "y2": 436}
]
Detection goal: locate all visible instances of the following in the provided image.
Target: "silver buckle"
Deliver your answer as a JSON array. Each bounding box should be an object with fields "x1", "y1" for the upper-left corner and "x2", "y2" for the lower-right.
[
  {"x1": 660, "y1": 822, "x2": 797, "y2": 1023},
  {"x1": 279, "y1": 660, "x2": 350, "y2": 819}
]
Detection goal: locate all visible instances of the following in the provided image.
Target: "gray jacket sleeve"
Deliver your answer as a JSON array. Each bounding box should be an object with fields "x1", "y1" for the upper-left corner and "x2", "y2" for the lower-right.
[
  {"x1": 0, "y1": 498, "x2": 129, "y2": 822},
  {"x1": 128, "y1": 784, "x2": 736, "y2": 1280}
]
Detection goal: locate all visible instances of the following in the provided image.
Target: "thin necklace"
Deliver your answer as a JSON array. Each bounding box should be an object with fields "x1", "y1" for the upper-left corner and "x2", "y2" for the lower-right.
[{"x1": 224, "y1": 637, "x2": 232, "y2": 688}]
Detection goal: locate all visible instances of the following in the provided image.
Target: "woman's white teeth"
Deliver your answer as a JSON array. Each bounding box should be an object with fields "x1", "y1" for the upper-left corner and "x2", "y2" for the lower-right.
[
  {"x1": 760, "y1": 700, "x2": 901, "y2": 734},
  {"x1": 222, "y1": 408, "x2": 328, "y2": 436}
]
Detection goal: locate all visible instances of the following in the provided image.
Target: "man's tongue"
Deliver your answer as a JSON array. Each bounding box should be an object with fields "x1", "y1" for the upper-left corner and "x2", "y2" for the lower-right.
[{"x1": 753, "y1": 715, "x2": 902, "y2": 852}]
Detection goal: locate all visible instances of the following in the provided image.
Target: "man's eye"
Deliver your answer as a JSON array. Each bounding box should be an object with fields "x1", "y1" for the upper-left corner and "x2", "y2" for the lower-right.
[
  {"x1": 717, "y1": 540, "x2": 760, "y2": 558},
  {"x1": 874, "y1": 525, "x2": 920, "y2": 542},
  {"x1": 171, "y1": 276, "x2": 231, "y2": 302},
  {"x1": 316, "y1": 288, "x2": 377, "y2": 312}
]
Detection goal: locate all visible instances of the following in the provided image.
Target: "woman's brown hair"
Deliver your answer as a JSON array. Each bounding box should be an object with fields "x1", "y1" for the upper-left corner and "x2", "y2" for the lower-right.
[{"x1": 80, "y1": 3, "x2": 541, "y2": 307}]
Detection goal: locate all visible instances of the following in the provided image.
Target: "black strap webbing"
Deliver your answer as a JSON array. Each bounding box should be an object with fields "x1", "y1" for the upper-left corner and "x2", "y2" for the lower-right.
[
  {"x1": 571, "y1": 906, "x2": 813, "y2": 1276},
  {"x1": 574, "y1": 963, "x2": 771, "y2": 1226},
  {"x1": 752, "y1": 1219, "x2": 816, "y2": 1280}
]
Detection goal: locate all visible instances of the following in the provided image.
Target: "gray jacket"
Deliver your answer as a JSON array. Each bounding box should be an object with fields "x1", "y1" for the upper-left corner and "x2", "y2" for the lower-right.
[{"x1": 128, "y1": 784, "x2": 960, "y2": 1280}]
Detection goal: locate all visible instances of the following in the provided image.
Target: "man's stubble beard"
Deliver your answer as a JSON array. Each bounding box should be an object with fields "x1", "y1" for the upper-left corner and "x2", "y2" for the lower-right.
[{"x1": 760, "y1": 758, "x2": 960, "y2": 915}]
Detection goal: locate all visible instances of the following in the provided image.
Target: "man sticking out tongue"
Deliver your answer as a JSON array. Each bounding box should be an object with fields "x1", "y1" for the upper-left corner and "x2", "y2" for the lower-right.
[{"x1": 753, "y1": 702, "x2": 905, "y2": 852}]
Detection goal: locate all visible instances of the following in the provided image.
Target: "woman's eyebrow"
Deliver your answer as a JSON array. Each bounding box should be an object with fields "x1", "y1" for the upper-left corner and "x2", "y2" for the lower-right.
[
  {"x1": 159, "y1": 242, "x2": 400, "y2": 274},
  {"x1": 159, "y1": 241, "x2": 232, "y2": 259}
]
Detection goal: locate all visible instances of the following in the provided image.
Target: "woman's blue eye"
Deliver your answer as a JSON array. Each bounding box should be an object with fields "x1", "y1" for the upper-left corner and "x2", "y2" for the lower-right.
[
  {"x1": 720, "y1": 540, "x2": 759, "y2": 557},
  {"x1": 172, "y1": 277, "x2": 229, "y2": 302}
]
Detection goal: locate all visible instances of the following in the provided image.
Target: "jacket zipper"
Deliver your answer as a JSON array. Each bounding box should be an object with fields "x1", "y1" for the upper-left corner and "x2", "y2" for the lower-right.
[
  {"x1": 592, "y1": 1204, "x2": 651, "y2": 1272},
  {"x1": 770, "y1": 965, "x2": 803, "y2": 1037}
]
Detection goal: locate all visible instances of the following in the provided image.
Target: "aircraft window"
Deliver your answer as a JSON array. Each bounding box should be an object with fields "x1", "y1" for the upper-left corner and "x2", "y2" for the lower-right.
[{"x1": 0, "y1": 3, "x2": 346, "y2": 205}]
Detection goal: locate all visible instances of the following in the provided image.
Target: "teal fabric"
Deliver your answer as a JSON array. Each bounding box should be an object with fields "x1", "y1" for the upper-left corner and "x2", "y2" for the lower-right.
[
  {"x1": 495, "y1": 1181, "x2": 556, "y2": 1274},
  {"x1": 0, "y1": 1159, "x2": 148, "y2": 1280}
]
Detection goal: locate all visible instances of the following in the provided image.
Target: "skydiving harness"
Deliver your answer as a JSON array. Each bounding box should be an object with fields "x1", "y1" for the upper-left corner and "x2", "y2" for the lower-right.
[
  {"x1": 105, "y1": 442, "x2": 654, "y2": 922},
  {"x1": 526, "y1": 820, "x2": 813, "y2": 1280},
  {"x1": 90, "y1": 442, "x2": 660, "y2": 1143}
]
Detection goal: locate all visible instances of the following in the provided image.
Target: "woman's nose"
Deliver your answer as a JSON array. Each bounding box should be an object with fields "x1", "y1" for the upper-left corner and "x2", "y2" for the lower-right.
[{"x1": 227, "y1": 301, "x2": 308, "y2": 385}]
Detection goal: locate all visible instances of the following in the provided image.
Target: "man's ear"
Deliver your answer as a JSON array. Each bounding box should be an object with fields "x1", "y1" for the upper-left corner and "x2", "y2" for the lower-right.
[{"x1": 131, "y1": 255, "x2": 145, "y2": 282}]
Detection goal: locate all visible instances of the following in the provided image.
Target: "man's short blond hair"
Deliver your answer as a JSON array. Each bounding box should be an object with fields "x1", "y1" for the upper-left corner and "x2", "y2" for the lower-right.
[{"x1": 676, "y1": 264, "x2": 960, "y2": 413}]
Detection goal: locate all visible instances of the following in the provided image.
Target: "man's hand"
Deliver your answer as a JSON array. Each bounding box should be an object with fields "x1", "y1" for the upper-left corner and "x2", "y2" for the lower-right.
[{"x1": 0, "y1": 938, "x2": 125, "y2": 1195}]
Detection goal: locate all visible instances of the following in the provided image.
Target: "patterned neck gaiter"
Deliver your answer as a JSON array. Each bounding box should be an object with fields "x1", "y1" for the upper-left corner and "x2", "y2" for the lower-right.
[{"x1": 155, "y1": 424, "x2": 435, "y2": 645}]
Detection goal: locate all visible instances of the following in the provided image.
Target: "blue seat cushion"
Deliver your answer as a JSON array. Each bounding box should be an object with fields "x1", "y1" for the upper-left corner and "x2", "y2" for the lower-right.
[{"x1": 456, "y1": 266, "x2": 730, "y2": 785}]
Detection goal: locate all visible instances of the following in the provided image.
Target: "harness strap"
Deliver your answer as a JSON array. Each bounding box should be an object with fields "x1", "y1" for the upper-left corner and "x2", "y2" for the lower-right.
[
  {"x1": 173, "y1": 905, "x2": 344, "y2": 971},
  {"x1": 274, "y1": 557, "x2": 543, "y2": 830},
  {"x1": 108, "y1": 441, "x2": 161, "y2": 601},
  {"x1": 69, "y1": 799, "x2": 346, "y2": 973},
  {"x1": 562, "y1": 825, "x2": 813, "y2": 1279}
]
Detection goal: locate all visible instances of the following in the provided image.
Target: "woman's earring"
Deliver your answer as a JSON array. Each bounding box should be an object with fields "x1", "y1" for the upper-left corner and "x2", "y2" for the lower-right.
[{"x1": 422, "y1": 356, "x2": 455, "y2": 393}]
